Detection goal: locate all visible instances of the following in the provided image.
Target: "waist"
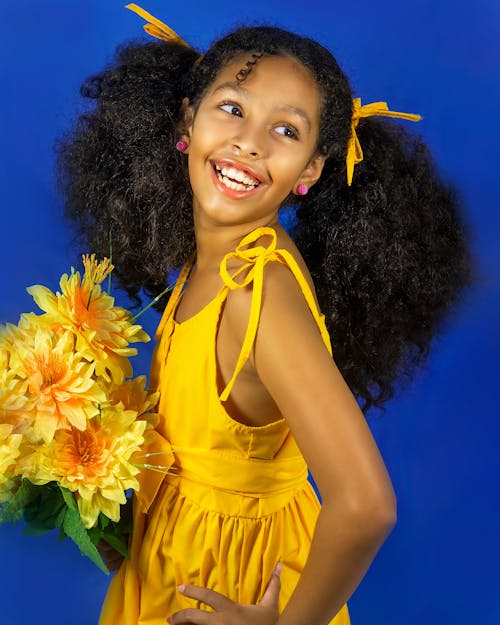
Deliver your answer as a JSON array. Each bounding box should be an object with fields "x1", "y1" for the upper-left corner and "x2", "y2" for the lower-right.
[
  {"x1": 135, "y1": 430, "x2": 311, "y2": 517},
  {"x1": 169, "y1": 447, "x2": 308, "y2": 497}
]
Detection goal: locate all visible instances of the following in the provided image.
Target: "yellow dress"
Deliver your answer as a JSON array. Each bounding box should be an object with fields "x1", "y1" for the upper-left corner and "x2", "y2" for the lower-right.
[{"x1": 99, "y1": 226, "x2": 350, "y2": 625}]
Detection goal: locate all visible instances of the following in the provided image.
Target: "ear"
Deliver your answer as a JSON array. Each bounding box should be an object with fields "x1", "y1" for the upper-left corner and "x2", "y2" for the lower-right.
[
  {"x1": 177, "y1": 97, "x2": 195, "y2": 152},
  {"x1": 295, "y1": 153, "x2": 327, "y2": 193}
]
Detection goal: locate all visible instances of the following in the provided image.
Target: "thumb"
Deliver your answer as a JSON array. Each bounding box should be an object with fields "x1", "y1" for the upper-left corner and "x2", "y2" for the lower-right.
[{"x1": 259, "y1": 563, "x2": 282, "y2": 608}]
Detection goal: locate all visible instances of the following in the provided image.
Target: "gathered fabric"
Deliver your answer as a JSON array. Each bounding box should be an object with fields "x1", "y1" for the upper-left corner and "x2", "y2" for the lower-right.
[{"x1": 99, "y1": 226, "x2": 350, "y2": 625}]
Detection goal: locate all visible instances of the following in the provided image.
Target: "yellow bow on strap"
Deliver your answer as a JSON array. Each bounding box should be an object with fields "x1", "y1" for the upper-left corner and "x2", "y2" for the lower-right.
[
  {"x1": 346, "y1": 98, "x2": 422, "y2": 186},
  {"x1": 125, "y1": 3, "x2": 191, "y2": 48}
]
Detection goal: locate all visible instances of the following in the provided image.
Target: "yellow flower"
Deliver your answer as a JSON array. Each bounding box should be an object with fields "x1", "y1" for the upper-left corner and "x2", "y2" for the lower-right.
[
  {"x1": 81, "y1": 254, "x2": 113, "y2": 288},
  {"x1": 25, "y1": 406, "x2": 147, "y2": 528},
  {"x1": 27, "y1": 261, "x2": 149, "y2": 384},
  {"x1": 0, "y1": 368, "x2": 32, "y2": 435},
  {"x1": 0, "y1": 338, "x2": 33, "y2": 435},
  {"x1": 107, "y1": 376, "x2": 160, "y2": 428},
  {"x1": 7, "y1": 325, "x2": 105, "y2": 443},
  {"x1": 0, "y1": 423, "x2": 22, "y2": 504},
  {"x1": 0, "y1": 341, "x2": 7, "y2": 367}
]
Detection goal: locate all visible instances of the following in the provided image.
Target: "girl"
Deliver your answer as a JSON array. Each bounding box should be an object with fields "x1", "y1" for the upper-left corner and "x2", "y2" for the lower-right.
[{"x1": 57, "y1": 5, "x2": 472, "y2": 624}]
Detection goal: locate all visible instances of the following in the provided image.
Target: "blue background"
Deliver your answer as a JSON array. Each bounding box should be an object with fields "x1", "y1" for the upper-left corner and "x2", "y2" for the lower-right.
[{"x1": 1, "y1": 1, "x2": 499, "y2": 624}]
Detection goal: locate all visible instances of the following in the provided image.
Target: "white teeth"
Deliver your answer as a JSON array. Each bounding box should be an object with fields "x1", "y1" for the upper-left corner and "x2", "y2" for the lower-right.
[
  {"x1": 223, "y1": 176, "x2": 239, "y2": 190},
  {"x1": 217, "y1": 165, "x2": 258, "y2": 187},
  {"x1": 217, "y1": 172, "x2": 254, "y2": 191}
]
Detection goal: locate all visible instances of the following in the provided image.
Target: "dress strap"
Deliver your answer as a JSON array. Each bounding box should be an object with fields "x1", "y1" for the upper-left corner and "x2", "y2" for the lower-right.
[
  {"x1": 218, "y1": 226, "x2": 332, "y2": 402},
  {"x1": 150, "y1": 254, "x2": 195, "y2": 391},
  {"x1": 154, "y1": 253, "x2": 195, "y2": 341}
]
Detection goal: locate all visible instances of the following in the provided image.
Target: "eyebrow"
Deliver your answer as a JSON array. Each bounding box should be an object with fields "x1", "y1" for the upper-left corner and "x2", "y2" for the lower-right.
[{"x1": 211, "y1": 82, "x2": 312, "y2": 132}]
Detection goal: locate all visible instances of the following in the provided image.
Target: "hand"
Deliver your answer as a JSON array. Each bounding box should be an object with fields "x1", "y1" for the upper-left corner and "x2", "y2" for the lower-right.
[
  {"x1": 167, "y1": 563, "x2": 282, "y2": 624},
  {"x1": 97, "y1": 539, "x2": 125, "y2": 572}
]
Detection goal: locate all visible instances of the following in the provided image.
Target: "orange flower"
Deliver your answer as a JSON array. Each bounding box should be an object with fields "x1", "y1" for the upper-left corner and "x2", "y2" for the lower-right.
[
  {"x1": 25, "y1": 406, "x2": 147, "y2": 528},
  {"x1": 27, "y1": 257, "x2": 149, "y2": 384},
  {"x1": 0, "y1": 423, "x2": 22, "y2": 504},
  {"x1": 7, "y1": 323, "x2": 105, "y2": 443}
]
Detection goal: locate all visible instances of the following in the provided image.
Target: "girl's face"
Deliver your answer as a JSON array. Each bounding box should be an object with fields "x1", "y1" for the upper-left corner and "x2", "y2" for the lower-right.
[{"x1": 183, "y1": 54, "x2": 326, "y2": 228}]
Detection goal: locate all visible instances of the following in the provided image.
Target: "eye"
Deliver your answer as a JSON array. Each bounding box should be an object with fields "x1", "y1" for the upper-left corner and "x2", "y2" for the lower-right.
[
  {"x1": 275, "y1": 125, "x2": 299, "y2": 140},
  {"x1": 219, "y1": 102, "x2": 243, "y2": 117}
]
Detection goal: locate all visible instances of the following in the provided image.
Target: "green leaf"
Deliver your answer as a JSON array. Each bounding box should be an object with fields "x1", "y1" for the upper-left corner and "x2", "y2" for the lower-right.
[
  {"x1": 118, "y1": 517, "x2": 133, "y2": 535},
  {"x1": 54, "y1": 504, "x2": 67, "y2": 528},
  {"x1": 23, "y1": 524, "x2": 54, "y2": 537},
  {"x1": 24, "y1": 499, "x2": 64, "y2": 525},
  {"x1": 0, "y1": 479, "x2": 39, "y2": 524},
  {"x1": 58, "y1": 485, "x2": 78, "y2": 511},
  {"x1": 58, "y1": 525, "x2": 67, "y2": 543},
  {"x1": 87, "y1": 524, "x2": 104, "y2": 546},
  {"x1": 23, "y1": 484, "x2": 66, "y2": 532},
  {"x1": 98, "y1": 513, "x2": 110, "y2": 529},
  {"x1": 101, "y1": 530, "x2": 130, "y2": 560},
  {"x1": 63, "y1": 508, "x2": 110, "y2": 575}
]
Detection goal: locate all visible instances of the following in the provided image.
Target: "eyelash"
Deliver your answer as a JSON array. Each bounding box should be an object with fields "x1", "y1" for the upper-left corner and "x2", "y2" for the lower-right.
[
  {"x1": 275, "y1": 125, "x2": 299, "y2": 140},
  {"x1": 219, "y1": 102, "x2": 243, "y2": 117},
  {"x1": 218, "y1": 102, "x2": 300, "y2": 140}
]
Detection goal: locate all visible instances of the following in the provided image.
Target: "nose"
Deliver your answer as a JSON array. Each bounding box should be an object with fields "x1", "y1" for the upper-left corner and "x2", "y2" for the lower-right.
[{"x1": 231, "y1": 120, "x2": 267, "y2": 159}]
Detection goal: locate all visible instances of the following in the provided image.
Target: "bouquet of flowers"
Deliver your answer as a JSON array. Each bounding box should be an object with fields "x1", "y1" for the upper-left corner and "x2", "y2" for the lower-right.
[{"x1": 0, "y1": 254, "x2": 164, "y2": 573}]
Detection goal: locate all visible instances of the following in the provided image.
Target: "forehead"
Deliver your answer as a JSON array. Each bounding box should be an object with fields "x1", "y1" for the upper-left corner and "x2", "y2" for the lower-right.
[{"x1": 208, "y1": 54, "x2": 322, "y2": 119}]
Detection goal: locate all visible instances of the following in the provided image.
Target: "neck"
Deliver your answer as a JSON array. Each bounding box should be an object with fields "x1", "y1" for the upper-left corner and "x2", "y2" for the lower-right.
[{"x1": 192, "y1": 210, "x2": 280, "y2": 273}]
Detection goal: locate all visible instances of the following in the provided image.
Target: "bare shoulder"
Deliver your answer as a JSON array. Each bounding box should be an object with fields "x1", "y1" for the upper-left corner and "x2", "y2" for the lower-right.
[{"x1": 261, "y1": 260, "x2": 316, "y2": 317}]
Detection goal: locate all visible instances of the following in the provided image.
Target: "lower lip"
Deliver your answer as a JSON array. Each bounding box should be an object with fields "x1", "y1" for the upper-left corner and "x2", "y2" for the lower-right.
[{"x1": 210, "y1": 163, "x2": 263, "y2": 200}]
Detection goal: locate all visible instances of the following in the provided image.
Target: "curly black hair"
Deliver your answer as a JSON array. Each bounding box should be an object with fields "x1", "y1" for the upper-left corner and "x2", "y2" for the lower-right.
[{"x1": 56, "y1": 26, "x2": 473, "y2": 412}]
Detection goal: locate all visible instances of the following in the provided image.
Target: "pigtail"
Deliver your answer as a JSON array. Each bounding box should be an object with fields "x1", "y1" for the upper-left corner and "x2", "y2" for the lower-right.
[
  {"x1": 56, "y1": 40, "x2": 200, "y2": 306},
  {"x1": 293, "y1": 118, "x2": 474, "y2": 412}
]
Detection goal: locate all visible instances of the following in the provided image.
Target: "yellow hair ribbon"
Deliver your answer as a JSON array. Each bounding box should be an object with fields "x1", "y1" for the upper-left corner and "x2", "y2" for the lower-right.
[
  {"x1": 125, "y1": 3, "x2": 191, "y2": 48},
  {"x1": 346, "y1": 98, "x2": 422, "y2": 186}
]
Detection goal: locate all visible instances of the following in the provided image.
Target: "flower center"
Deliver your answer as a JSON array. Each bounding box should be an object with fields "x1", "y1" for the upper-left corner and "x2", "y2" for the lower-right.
[
  {"x1": 36, "y1": 353, "x2": 65, "y2": 389},
  {"x1": 73, "y1": 429, "x2": 102, "y2": 466}
]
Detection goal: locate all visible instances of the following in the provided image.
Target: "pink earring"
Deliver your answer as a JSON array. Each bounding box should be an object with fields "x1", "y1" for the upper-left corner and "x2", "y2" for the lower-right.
[
  {"x1": 176, "y1": 140, "x2": 188, "y2": 152},
  {"x1": 296, "y1": 183, "x2": 308, "y2": 196}
]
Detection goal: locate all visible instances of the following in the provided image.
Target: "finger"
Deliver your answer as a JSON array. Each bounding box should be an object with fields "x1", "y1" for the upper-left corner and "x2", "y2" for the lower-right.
[
  {"x1": 97, "y1": 543, "x2": 124, "y2": 571},
  {"x1": 102, "y1": 551, "x2": 120, "y2": 563},
  {"x1": 107, "y1": 556, "x2": 125, "y2": 571},
  {"x1": 167, "y1": 607, "x2": 212, "y2": 624},
  {"x1": 98, "y1": 541, "x2": 116, "y2": 554},
  {"x1": 177, "y1": 584, "x2": 234, "y2": 612},
  {"x1": 259, "y1": 563, "x2": 282, "y2": 608}
]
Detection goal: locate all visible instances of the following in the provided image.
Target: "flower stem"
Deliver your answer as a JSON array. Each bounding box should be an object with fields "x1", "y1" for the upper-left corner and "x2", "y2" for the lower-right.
[{"x1": 132, "y1": 285, "x2": 172, "y2": 321}]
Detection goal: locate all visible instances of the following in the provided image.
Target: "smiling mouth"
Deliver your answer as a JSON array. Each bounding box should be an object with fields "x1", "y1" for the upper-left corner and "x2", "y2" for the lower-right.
[{"x1": 212, "y1": 162, "x2": 261, "y2": 192}]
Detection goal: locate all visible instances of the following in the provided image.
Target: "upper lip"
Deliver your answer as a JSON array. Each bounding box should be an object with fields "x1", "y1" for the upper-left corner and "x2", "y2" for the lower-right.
[{"x1": 211, "y1": 158, "x2": 268, "y2": 185}]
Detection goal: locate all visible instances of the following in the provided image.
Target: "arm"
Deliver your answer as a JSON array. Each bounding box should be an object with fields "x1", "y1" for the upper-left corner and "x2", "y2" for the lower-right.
[{"x1": 252, "y1": 262, "x2": 396, "y2": 624}]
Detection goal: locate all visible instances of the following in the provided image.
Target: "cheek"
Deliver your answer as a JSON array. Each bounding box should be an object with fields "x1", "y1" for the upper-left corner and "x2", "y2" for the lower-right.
[
  {"x1": 191, "y1": 107, "x2": 224, "y2": 137},
  {"x1": 274, "y1": 155, "x2": 310, "y2": 185}
]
